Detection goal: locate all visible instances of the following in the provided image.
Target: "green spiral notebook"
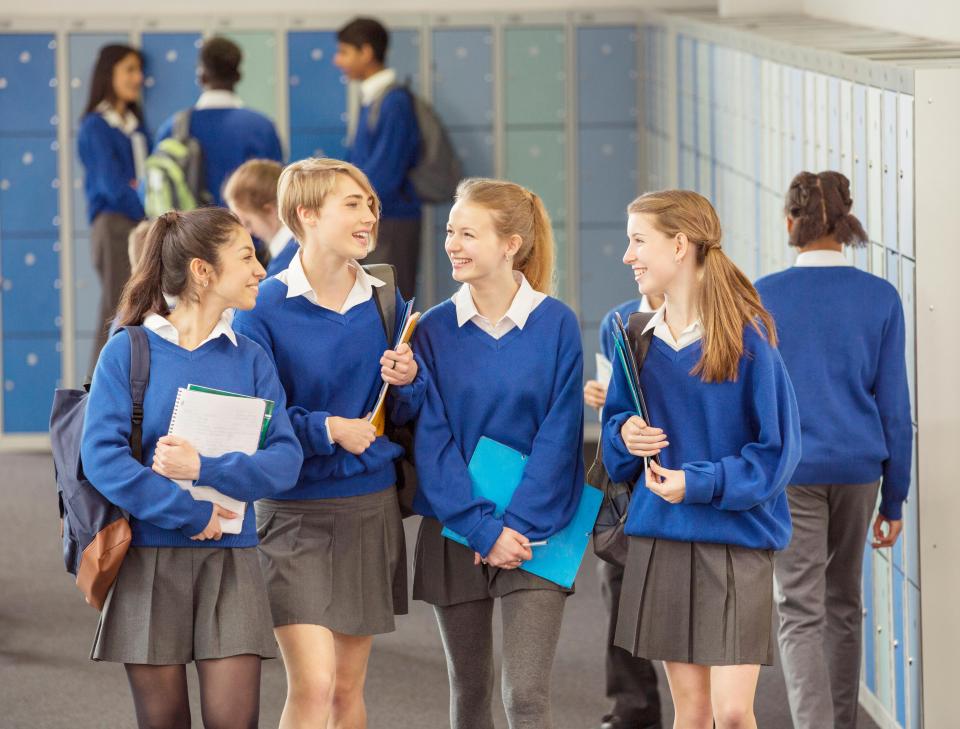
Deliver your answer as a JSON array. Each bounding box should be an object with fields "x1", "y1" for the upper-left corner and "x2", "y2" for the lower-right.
[{"x1": 186, "y1": 384, "x2": 274, "y2": 448}]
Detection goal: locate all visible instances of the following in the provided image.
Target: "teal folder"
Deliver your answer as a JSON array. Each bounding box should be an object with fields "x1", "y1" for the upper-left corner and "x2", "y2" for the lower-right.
[{"x1": 441, "y1": 437, "x2": 603, "y2": 588}]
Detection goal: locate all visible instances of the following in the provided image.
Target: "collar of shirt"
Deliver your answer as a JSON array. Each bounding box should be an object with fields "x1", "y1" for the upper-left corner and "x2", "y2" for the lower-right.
[
  {"x1": 278, "y1": 252, "x2": 385, "y2": 312},
  {"x1": 359, "y1": 68, "x2": 397, "y2": 106},
  {"x1": 794, "y1": 249, "x2": 852, "y2": 267},
  {"x1": 96, "y1": 101, "x2": 140, "y2": 135},
  {"x1": 267, "y1": 225, "x2": 295, "y2": 260},
  {"x1": 454, "y1": 272, "x2": 546, "y2": 339},
  {"x1": 194, "y1": 89, "x2": 245, "y2": 110},
  {"x1": 642, "y1": 305, "x2": 703, "y2": 351},
  {"x1": 141, "y1": 310, "x2": 238, "y2": 348},
  {"x1": 638, "y1": 295, "x2": 656, "y2": 314}
]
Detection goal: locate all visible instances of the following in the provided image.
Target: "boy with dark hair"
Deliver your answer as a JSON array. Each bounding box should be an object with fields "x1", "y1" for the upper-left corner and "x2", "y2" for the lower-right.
[
  {"x1": 157, "y1": 35, "x2": 283, "y2": 207},
  {"x1": 335, "y1": 16, "x2": 422, "y2": 299}
]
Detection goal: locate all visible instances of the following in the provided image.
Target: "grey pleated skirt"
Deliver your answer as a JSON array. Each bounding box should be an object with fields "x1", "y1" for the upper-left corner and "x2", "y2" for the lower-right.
[
  {"x1": 412, "y1": 517, "x2": 572, "y2": 607},
  {"x1": 91, "y1": 546, "x2": 277, "y2": 665},
  {"x1": 614, "y1": 536, "x2": 775, "y2": 666},
  {"x1": 256, "y1": 486, "x2": 408, "y2": 636}
]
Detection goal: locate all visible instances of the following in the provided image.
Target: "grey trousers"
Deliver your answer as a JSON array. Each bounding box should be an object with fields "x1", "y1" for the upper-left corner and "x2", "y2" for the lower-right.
[
  {"x1": 367, "y1": 216, "x2": 422, "y2": 300},
  {"x1": 774, "y1": 481, "x2": 880, "y2": 729},
  {"x1": 90, "y1": 212, "x2": 136, "y2": 375},
  {"x1": 434, "y1": 589, "x2": 567, "y2": 729}
]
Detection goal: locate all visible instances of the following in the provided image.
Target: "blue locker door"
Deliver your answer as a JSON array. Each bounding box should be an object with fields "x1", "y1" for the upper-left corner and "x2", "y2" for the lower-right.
[
  {"x1": 577, "y1": 26, "x2": 638, "y2": 126},
  {"x1": 579, "y1": 228, "x2": 636, "y2": 326},
  {"x1": 0, "y1": 34, "x2": 58, "y2": 134},
  {"x1": 862, "y1": 542, "x2": 876, "y2": 692},
  {"x1": 287, "y1": 31, "x2": 346, "y2": 132},
  {"x1": 906, "y1": 584, "x2": 922, "y2": 729},
  {"x1": 140, "y1": 33, "x2": 203, "y2": 140},
  {"x1": 390, "y1": 29, "x2": 422, "y2": 92},
  {"x1": 432, "y1": 29, "x2": 494, "y2": 130},
  {"x1": 1, "y1": 237, "x2": 61, "y2": 335},
  {"x1": 0, "y1": 135, "x2": 60, "y2": 233},
  {"x1": 2, "y1": 336, "x2": 60, "y2": 432},
  {"x1": 893, "y1": 567, "x2": 906, "y2": 727}
]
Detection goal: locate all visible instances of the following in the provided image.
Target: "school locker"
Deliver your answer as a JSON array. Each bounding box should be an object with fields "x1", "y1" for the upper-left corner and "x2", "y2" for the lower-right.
[
  {"x1": 554, "y1": 226, "x2": 568, "y2": 303},
  {"x1": 1, "y1": 237, "x2": 61, "y2": 335},
  {"x1": 906, "y1": 583, "x2": 922, "y2": 729},
  {"x1": 803, "y1": 71, "x2": 816, "y2": 169},
  {"x1": 2, "y1": 335, "x2": 60, "y2": 433},
  {"x1": 778, "y1": 63, "x2": 792, "y2": 191},
  {"x1": 288, "y1": 131, "x2": 346, "y2": 165},
  {"x1": 904, "y1": 430, "x2": 920, "y2": 586},
  {"x1": 432, "y1": 202, "x2": 457, "y2": 304},
  {"x1": 852, "y1": 84, "x2": 868, "y2": 225},
  {"x1": 886, "y1": 249, "x2": 899, "y2": 290},
  {"x1": 71, "y1": 152, "x2": 89, "y2": 234},
  {"x1": 72, "y1": 234, "x2": 101, "y2": 338},
  {"x1": 225, "y1": 31, "x2": 278, "y2": 122},
  {"x1": 840, "y1": 80, "x2": 854, "y2": 182},
  {"x1": 578, "y1": 227, "x2": 636, "y2": 326},
  {"x1": 788, "y1": 67, "x2": 804, "y2": 184},
  {"x1": 882, "y1": 91, "x2": 899, "y2": 251},
  {"x1": 432, "y1": 29, "x2": 494, "y2": 130},
  {"x1": 578, "y1": 127, "x2": 637, "y2": 226},
  {"x1": 862, "y1": 544, "x2": 877, "y2": 692},
  {"x1": 504, "y1": 129, "x2": 566, "y2": 226},
  {"x1": 897, "y1": 95, "x2": 915, "y2": 258},
  {"x1": 577, "y1": 26, "x2": 638, "y2": 126},
  {"x1": 287, "y1": 31, "x2": 346, "y2": 132},
  {"x1": 874, "y1": 550, "x2": 894, "y2": 713},
  {"x1": 866, "y1": 87, "x2": 883, "y2": 244},
  {"x1": 504, "y1": 27, "x2": 565, "y2": 127},
  {"x1": 140, "y1": 33, "x2": 203, "y2": 140},
  {"x1": 828, "y1": 77, "x2": 841, "y2": 170},
  {"x1": 696, "y1": 40, "x2": 711, "y2": 159},
  {"x1": 815, "y1": 73, "x2": 828, "y2": 170},
  {"x1": 893, "y1": 566, "x2": 906, "y2": 727},
  {"x1": 902, "y1": 258, "x2": 916, "y2": 422},
  {"x1": 871, "y1": 243, "x2": 885, "y2": 277},
  {"x1": 390, "y1": 29, "x2": 422, "y2": 92},
  {"x1": 0, "y1": 135, "x2": 59, "y2": 234},
  {"x1": 0, "y1": 34, "x2": 57, "y2": 134}
]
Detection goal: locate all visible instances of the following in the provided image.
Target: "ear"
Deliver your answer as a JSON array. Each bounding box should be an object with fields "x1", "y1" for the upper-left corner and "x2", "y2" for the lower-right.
[
  {"x1": 785, "y1": 216, "x2": 795, "y2": 235},
  {"x1": 504, "y1": 233, "x2": 523, "y2": 259},
  {"x1": 361, "y1": 43, "x2": 376, "y2": 64},
  {"x1": 674, "y1": 232, "x2": 690, "y2": 263},
  {"x1": 188, "y1": 257, "x2": 212, "y2": 287},
  {"x1": 296, "y1": 205, "x2": 318, "y2": 229}
]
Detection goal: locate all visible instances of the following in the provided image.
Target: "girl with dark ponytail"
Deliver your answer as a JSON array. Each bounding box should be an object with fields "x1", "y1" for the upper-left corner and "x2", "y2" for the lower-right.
[
  {"x1": 756, "y1": 171, "x2": 912, "y2": 729},
  {"x1": 81, "y1": 207, "x2": 303, "y2": 729}
]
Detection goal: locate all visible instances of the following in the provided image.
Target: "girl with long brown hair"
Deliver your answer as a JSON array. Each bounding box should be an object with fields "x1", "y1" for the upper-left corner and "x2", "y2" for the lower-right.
[
  {"x1": 410, "y1": 178, "x2": 585, "y2": 729},
  {"x1": 601, "y1": 190, "x2": 801, "y2": 729}
]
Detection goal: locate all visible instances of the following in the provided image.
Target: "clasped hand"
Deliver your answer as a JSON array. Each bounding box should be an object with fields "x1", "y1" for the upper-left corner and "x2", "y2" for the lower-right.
[{"x1": 473, "y1": 527, "x2": 533, "y2": 570}]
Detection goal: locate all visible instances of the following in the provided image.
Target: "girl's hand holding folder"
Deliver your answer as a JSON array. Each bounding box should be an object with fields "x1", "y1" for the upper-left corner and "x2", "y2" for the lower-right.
[
  {"x1": 644, "y1": 461, "x2": 686, "y2": 504},
  {"x1": 379, "y1": 342, "x2": 418, "y2": 387},
  {"x1": 152, "y1": 435, "x2": 201, "y2": 481},
  {"x1": 190, "y1": 503, "x2": 241, "y2": 542},
  {"x1": 328, "y1": 416, "x2": 377, "y2": 455},
  {"x1": 620, "y1": 415, "x2": 669, "y2": 458}
]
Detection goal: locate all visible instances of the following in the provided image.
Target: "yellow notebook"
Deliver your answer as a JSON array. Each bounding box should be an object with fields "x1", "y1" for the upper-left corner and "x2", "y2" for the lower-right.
[{"x1": 369, "y1": 304, "x2": 421, "y2": 437}]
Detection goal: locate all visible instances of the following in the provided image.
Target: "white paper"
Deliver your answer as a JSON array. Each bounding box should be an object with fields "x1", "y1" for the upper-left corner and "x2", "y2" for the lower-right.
[
  {"x1": 168, "y1": 388, "x2": 267, "y2": 534},
  {"x1": 595, "y1": 353, "x2": 613, "y2": 387}
]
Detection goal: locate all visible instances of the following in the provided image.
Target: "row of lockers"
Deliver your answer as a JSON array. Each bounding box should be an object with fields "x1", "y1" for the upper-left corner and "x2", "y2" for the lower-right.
[{"x1": 636, "y1": 21, "x2": 922, "y2": 729}]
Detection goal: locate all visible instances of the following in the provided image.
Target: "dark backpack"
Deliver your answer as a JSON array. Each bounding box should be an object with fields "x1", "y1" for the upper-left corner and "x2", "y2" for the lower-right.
[
  {"x1": 352, "y1": 82, "x2": 463, "y2": 204},
  {"x1": 365, "y1": 263, "x2": 418, "y2": 517},
  {"x1": 591, "y1": 311, "x2": 656, "y2": 568},
  {"x1": 49, "y1": 326, "x2": 151, "y2": 610}
]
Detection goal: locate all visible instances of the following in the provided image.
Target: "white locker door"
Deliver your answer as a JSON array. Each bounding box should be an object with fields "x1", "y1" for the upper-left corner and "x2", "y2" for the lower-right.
[
  {"x1": 853, "y1": 84, "x2": 868, "y2": 227},
  {"x1": 898, "y1": 95, "x2": 915, "y2": 259},
  {"x1": 881, "y1": 90, "x2": 899, "y2": 251},
  {"x1": 840, "y1": 80, "x2": 854, "y2": 182},
  {"x1": 867, "y1": 87, "x2": 883, "y2": 245}
]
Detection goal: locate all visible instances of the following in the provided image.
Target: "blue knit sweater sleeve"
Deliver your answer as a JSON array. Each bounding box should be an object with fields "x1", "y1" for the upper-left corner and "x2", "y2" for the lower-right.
[
  {"x1": 361, "y1": 91, "x2": 419, "y2": 199},
  {"x1": 77, "y1": 115, "x2": 143, "y2": 217},
  {"x1": 503, "y1": 309, "x2": 585, "y2": 538},
  {"x1": 413, "y1": 327, "x2": 502, "y2": 557},
  {"x1": 681, "y1": 333, "x2": 802, "y2": 511},
  {"x1": 875, "y1": 296, "x2": 913, "y2": 520},
  {"x1": 195, "y1": 342, "x2": 303, "y2": 501},
  {"x1": 80, "y1": 333, "x2": 213, "y2": 537}
]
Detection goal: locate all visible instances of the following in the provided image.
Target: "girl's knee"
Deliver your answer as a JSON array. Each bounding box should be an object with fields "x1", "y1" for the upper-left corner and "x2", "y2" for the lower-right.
[
  {"x1": 289, "y1": 671, "x2": 335, "y2": 714},
  {"x1": 713, "y1": 700, "x2": 755, "y2": 729}
]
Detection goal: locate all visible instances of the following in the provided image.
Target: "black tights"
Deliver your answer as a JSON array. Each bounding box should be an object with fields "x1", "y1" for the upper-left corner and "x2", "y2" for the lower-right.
[{"x1": 124, "y1": 655, "x2": 262, "y2": 729}]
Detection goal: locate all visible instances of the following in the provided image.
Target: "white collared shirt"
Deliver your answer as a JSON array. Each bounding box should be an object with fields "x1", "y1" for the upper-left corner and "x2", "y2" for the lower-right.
[
  {"x1": 276, "y1": 252, "x2": 385, "y2": 313},
  {"x1": 96, "y1": 101, "x2": 148, "y2": 183},
  {"x1": 454, "y1": 272, "x2": 546, "y2": 340},
  {"x1": 267, "y1": 225, "x2": 295, "y2": 260},
  {"x1": 359, "y1": 68, "x2": 397, "y2": 106},
  {"x1": 142, "y1": 311, "x2": 238, "y2": 349},
  {"x1": 642, "y1": 306, "x2": 703, "y2": 351},
  {"x1": 794, "y1": 249, "x2": 852, "y2": 267},
  {"x1": 194, "y1": 89, "x2": 245, "y2": 110}
]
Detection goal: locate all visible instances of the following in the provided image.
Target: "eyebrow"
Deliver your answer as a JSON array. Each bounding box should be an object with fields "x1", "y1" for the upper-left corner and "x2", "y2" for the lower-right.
[{"x1": 344, "y1": 193, "x2": 364, "y2": 201}]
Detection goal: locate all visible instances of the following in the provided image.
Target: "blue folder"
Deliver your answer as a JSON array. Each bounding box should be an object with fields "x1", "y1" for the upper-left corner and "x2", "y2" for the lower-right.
[{"x1": 441, "y1": 437, "x2": 603, "y2": 588}]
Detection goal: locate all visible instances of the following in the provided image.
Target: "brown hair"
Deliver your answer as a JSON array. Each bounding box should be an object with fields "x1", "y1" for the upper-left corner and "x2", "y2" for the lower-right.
[
  {"x1": 115, "y1": 208, "x2": 244, "y2": 327},
  {"x1": 455, "y1": 177, "x2": 555, "y2": 295},
  {"x1": 628, "y1": 189, "x2": 777, "y2": 383},
  {"x1": 223, "y1": 159, "x2": 283, "y2": 213},
  {"x1": 277, "y1": 158, "x2": 380, "y2": 242},
  {"x1": 785, "y1": 171, "x2": 868, "y2": 248}
]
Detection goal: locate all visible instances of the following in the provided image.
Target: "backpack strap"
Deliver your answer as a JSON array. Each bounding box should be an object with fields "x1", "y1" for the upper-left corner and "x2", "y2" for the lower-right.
[
  {"x1": 364, "y1": 263, "x2": 399, "y2": 345},
  {"x1": 172, "y1": 109, "x2": 192, "y2": 143},
  {"x1": 122, "y1": 326, "x2": 151, "y2": 463},
  {"x1": 366, "y1": 81, "x2": 409, "y2": 132},
  {"x1": 624, "y1": 311, "x2": 657, "y2": 374}
]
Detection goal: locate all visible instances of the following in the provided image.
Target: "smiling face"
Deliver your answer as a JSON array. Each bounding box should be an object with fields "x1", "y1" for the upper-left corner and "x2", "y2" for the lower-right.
[
  {"x1": 112, "y1": 52, "x2": 143, "y2": 106},
  {"x1": 306, "y1": 173, "x2": 378, "y2": 259},
  {"x1": 444, "y1": 201, "x2": 520, "y2": 286},
  {"x1": 204, "y1": 226, "x2": 266, "y2": 311},
  {"x1": 623, "y1": 212, "x2": 686, "y2": 297}
]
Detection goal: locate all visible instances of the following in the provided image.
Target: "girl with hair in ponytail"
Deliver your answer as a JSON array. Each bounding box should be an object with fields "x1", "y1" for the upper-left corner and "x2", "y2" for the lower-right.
[
  {"x1": 410, "y1": 177, "x2": 584, "y2": 729},
  {"x1": 80, "y1": 207, "x2": 302, "y2": 729},
  {"x1": 601, "y1": 190, "x2": 801, "y2": 729},
  {"x1": 756, "y1": 172, "x2": 912, "y2": 729}
]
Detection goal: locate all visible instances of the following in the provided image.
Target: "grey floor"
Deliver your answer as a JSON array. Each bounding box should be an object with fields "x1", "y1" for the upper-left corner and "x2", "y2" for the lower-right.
[{"x1": 1, "y1": 452, "x2": 880, "y2": 729}]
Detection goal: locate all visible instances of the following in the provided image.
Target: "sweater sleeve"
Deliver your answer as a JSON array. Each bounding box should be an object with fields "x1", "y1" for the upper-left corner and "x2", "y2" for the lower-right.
[
  {"x1": 874, "y1": 296, "x2": 914, "y2": 520},
  {"x1": 413, "y1": 334, "x2": 503, "y2": 557},
  {"x1": 77, "y1": 116, "x2": 143, "y2": 216},
  {"x1": 681, "y1": 340, "x2": 802, "y2": 512},
  {"x1": 359, "y1": 91, "x2": 419, "y2": 199},
  {"x1": 80, "y1": 334, "x2": 212, "y2": 537},
  {"x1": 600, "y1": 343, "x2": 644, "y2": 484},
  {"x1": 195, "y1": 347, "x2": 304, "y2": 501},
  {"x1": 502, "y1": 313, "x2": 585, "y2": 538}
]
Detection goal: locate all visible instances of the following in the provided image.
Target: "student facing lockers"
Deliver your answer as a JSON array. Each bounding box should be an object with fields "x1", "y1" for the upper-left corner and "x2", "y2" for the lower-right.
[
  {"x1": 223, "y1": 159, "x2": 299, "y2": 277},
  {"x1": 80, "y1": 207, "x2": 303, "y2": 729},
  {"x1": 755, "y1": 171, "x2": 912, "y2": 729},
  {"x1": 410, "y1": 178, "x2": 584, "y2": 729},
  {"x1": 601, "y1": 190, "x2": 801, "y2": 729},
  {"x1": 232, "y1": 157, "x2": 423, "y2": 729},
  {"x1": 77, "y1": 44, "x2": 150, "y2": 376}
]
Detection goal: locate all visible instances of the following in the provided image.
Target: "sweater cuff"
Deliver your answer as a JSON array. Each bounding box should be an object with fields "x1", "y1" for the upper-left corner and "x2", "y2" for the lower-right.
[
  {"x1": 392, "y1": 360, "x2": 426, "y2": 407},
  {"x1": 465, "y1": 515, "x2": 504, "y2": 558},
  {"x1": 879, "y1": 498, "x2": 903, "y2": 521},
  {"x1": 311, "y1": 411, "x2": 337, "y2": 456},
  {"x1": 198, "y1": 455, "x2": 225, "y2": 488},
  {"x1": 179, "y1": 500, "x2": 215, "y2": 538},
  {"x1": 682, "y1": 463, "x2": 717, "y2": 505}
]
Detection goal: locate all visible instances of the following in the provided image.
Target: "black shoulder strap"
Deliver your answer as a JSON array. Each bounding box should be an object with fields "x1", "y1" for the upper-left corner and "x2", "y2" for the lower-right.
[
  {"x1": 624, "y1": 311, "x2": 657, "y2": 374},
  {"x1": 122, "y1": 326, "x2": 151, "y2": 463},
  {"x1": 172, "y1": 109, "x2": 192, "y2": 143},
  {"x1": 364, "y1": 263, "x2": 399, "y2": 345}
]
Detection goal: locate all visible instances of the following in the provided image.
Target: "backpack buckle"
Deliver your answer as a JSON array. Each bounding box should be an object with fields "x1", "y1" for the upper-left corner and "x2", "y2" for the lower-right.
[{"x1": 131, "y1": 403, "x2": 144, "y2": 425}]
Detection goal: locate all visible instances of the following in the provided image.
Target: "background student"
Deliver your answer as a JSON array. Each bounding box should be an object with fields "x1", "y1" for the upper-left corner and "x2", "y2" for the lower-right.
[
  {"x1": 602, "y1": 190, "x2": 801, "y2": 729},
  {"x1": 80, "y1": 207, "x2": 303, "y2": 729},
  {"x1": 233, "y1": 158, "x2": 423, "y2": 729},
  {"x1": 77, "y1": 44, "x2": 150, "y2": 372},
  {"x1": 335, "y1": 16, "x2": 422, "y2": 299},
  {"x1": 158, "y1": 36, "x2": 283, "y2": 207},
  {"x1": 224, "y1": 159, "x2": 298, "y2": 276},
  {"x1": 755, "y1": 171, "x2": 912, "y2": 729},
  {"x1": 411, "y1": 178, "x2": 584, "y2": 729},
  {"x1": 584, "y1": 290, "x2": 664, "y2": 729}
]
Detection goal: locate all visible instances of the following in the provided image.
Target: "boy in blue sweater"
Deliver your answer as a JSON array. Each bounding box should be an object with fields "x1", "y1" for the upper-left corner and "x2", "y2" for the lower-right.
[
  {"x1": 335, "y1": 17, "x2": 421, "y2": 298},
  {"x1": 755, "y1": 171, "x2": 912, "y2": 729},
  {"x1": 81, "y1": 207, "x2": 302, "y2": 728},
  {"x1": 602, "y1": 190, "x2": 800, "y2": 729},
  {"x1": 157, "y1": 36, "x2": 283, "y2": 207},
  {"x1": 411, "y1": 178, "x2": 584, "y2": 729}
]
